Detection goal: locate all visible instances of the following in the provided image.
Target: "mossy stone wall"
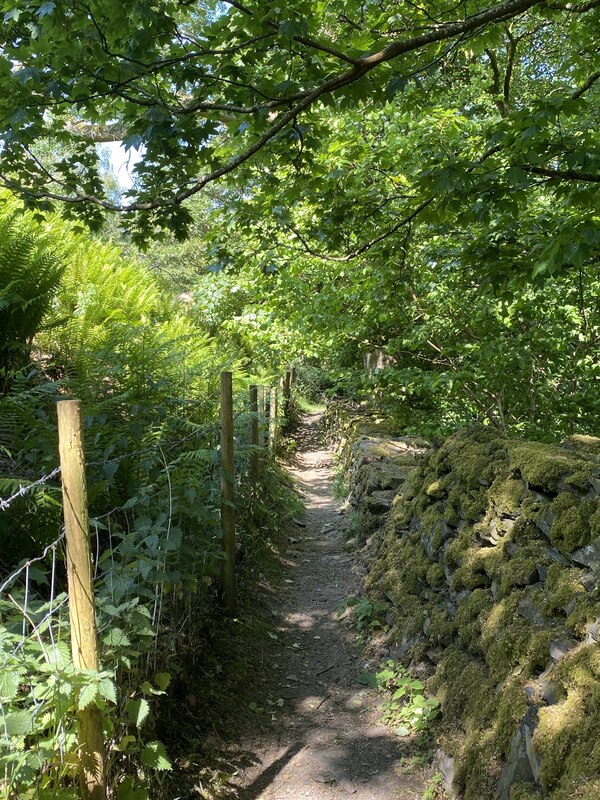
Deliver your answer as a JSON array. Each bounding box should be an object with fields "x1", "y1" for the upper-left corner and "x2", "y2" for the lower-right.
[{"x1": 326, "y1": 405, "x2": 600, "y2": 800}]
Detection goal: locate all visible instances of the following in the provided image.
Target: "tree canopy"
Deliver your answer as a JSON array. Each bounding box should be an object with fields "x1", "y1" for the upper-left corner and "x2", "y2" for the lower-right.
[{"x1": 1, "y1": 0, "x2": 599, "y2": 243}]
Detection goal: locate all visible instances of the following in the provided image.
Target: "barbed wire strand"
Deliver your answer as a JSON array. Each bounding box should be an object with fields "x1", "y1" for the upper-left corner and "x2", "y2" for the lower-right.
[
  {"x1": 0, "y1": 467, "x2": 62, "y2": 512},
  {"x1": 0, "y1": 534, "x2": 65, "y2": 596}
]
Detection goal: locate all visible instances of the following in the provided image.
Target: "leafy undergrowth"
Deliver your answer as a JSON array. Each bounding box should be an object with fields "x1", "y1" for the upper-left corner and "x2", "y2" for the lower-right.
[{"x1": 154, "y1": 493, "x2": 303, "y2": 800}]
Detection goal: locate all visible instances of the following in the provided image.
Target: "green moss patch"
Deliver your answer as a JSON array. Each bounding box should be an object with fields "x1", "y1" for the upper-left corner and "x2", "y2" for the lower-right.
[{"x1": 338, "y1": 417, "x2": 600, "y2": 800}]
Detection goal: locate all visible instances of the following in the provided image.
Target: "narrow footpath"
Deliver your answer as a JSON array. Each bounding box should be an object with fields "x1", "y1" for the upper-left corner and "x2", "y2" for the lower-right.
[{"x1": 229, "y1": 413, "x2": 433, "y2": 800}]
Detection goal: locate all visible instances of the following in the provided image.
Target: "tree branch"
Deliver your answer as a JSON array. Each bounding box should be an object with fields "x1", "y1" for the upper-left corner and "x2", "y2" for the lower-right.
[
  {"x1": 6, "y1": 0, "x2": 545, "y2": 215},
  {"x1": 521, "y1": 165, "x2": 600, "y2": 182},
  {"x1": 571, "y1": 69, "x2": 600, "y2": 100}
]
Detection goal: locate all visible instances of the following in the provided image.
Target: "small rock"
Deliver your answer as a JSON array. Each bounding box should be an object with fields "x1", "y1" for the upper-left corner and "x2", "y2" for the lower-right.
[
  {"x1": 478, "y1": 519, "x2": 502, "y2": 546},
  {"x1": 292, "y1": 518, "x2": 306, "y2": 528},
  {"x1": 426, "y1": 647, "x2": 443, "y2": 664},
  {"x1": 564, "y1": 597, "x2": 578, "y2": 616},
  {"x1": 536, "y1": 506, "x2": 554, "y2": 537},
  {"x1": 571, "y1": 539, "x2": 600, "y2": 572},
  {"x1": 580, "y1": 571, "x2": 597, "y2": 592},
  {"x1": 589, "y1": 476, "x2": 600, "y2": 494},
  {"x1": 518, "y1": 596, "x2": 545, "y2": 626},
  {"x1": 585, "y1": 618, "x2": 600, "y2": 644},
  {"x1": 524, "y1": 723, "x2": 541, "y2": 784},
  {"x1": 550, "y1": 637, "x2": 578, "y2": 663},
  {"x1": 365, "y1": 490, "x2": 395, "y2": 514},
  {"x1": 547, "y1": 547, "x2": 571, "y2": 566},
  {"x1": 409, "y1": 660, "x2": 435, "y2": 680},
  {"x1": 496, "y1": 728, "x2": 536, "y2": 800},
  {"x1": 525, "y1": 676, "x2": 559, "y2": 706},
  {"x1": 434, "y1": 749, "x2": 458, "y2": 798}
]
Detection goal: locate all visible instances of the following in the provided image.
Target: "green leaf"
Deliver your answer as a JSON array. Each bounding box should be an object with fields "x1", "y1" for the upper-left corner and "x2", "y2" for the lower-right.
[
  {"x1": 387, "y1": 75, "x2": 408, "y2": 97},
  {"x1": 0, "y1": 669, "x2": 21, "y2": 701},
  {"x1": 358, "y1": 672, "x2": 378, "y2": 687},
  {"x1": 153, "y1": 672, "x2": 171, "y2": 691},
  {"x1": 78, "y1": 682, "x2": 99, "y2": 710},
  {"x1": 4, "y1": 708, "x2": 35, "y2": 736},
  {"x1": 103, "y1": 628, "x2": 131, "y2": 647},
  {"x1": 98, "y1": 676, "x2": 117, "y2": 704},
  {"x1": 140, "y1": 741, "x2": 172, "y2": 771},
  {"x1": 127, "y1": 698, "x2": 150, "y2": 729},
  {"x1": 117, "y1": 776, "x2": 149, "y2": 800}
]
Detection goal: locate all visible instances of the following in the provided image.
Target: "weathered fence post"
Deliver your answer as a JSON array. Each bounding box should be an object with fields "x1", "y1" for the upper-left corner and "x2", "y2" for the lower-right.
[
  {"x1": 282, "y1": 371, "x2": 292, "y2": 421},
  {"x1": 220, "y1": 372, "x2": 236, "y2": 615},
  {"x1": 269, "y1": 386, "x2": 278, "y2": 450},
  {"x1": 257, "y1": 385, "x2": 266, "y2": 446},
  {"x1": 249, "y1": 384, "x2": 259, "y2": 481},
  {"x1": 56, "y1": 399, "x2": 106, "y2": 800}
]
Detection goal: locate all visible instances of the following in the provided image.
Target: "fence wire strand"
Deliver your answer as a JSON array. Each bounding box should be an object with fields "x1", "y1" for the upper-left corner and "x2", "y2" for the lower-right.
[{"x1": 0, "y1": 467, "x2": 62, "y2": 511}]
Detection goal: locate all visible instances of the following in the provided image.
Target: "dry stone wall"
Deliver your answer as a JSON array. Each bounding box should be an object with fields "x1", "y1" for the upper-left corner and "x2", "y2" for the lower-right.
[{"x1": 325, "y1": 404, "x2": 600, "y2": 800}]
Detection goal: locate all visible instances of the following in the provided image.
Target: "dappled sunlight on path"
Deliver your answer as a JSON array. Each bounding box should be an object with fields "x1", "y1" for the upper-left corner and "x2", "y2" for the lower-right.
[{"x1": 230, "y1": 413, "x2": 433, "y2": 800}]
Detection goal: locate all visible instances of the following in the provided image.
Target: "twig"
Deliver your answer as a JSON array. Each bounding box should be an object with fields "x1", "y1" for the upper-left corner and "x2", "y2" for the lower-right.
[{"x1": 316, "y1": 663, "x2": 337, "y2": 676}]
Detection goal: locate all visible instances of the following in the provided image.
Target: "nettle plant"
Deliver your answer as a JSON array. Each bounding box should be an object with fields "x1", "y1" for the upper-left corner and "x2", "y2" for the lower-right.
[
  {"x1": 360, "y1": 661, "x2": 440, "y2": 738},
  {"x1": 0, "y1": 531, "x2": 177, "y2": 799},
  {"x1": 338, "y1": 595, "x2": 388, "y2": 632}
]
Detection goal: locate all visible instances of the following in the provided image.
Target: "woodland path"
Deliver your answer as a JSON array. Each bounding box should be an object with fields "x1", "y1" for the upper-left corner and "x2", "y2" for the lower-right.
[{"x1": 228, "y1": 412, "x2": 433, "y2": 800}]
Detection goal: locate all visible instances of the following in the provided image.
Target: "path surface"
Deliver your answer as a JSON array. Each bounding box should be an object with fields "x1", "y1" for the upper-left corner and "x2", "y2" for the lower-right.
[{"x1": 230, "y1": 413, "x2": 432, "y2": 800}]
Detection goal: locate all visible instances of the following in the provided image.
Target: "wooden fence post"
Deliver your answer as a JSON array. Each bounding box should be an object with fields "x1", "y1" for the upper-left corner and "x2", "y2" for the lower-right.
[
  {"x1": 269, "y1": 386, "x2": 278, "y2": 450},
  {"x1": 249, "y1": 384, "x2": 259, "y2": 481},
  {"x1": 257, "y1": 385, "x2": 265, "y2": 446},
  {"x1": 220, "y1": 372, "x2": 236, "y2": 615},
  {"x1": 282, "y1": 371, "x2": 292, "y2": 420},
  {"x1": 56, "y1": 399, "x2": 106, "y2": 800}
]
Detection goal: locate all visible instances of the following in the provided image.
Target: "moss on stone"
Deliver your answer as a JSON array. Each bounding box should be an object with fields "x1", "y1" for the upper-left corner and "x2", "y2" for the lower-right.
[
  {"x1": 507, "y1": 440, "x2": 592, "y2": 492},
  {"x1": 562, "y1": 434, "x2": 600, "y2": 458},
  {"x1": 535, "y1": 646, "x2": 600, "y2": 795},
  {"x1": 431, "y1": 647, "x2": 492, "y2": 728},
  {"x1": 494, "y1": 677, "x2": 529, "y2": 755},
  {"x1": 550, "y1": 493, "x2": 598, "y2": 553},
  {"x1": 460, "y1": 728, "x2": 502, "y2": 800},
  {"x1": 420, "y1": 503, "x2": 448, "y2": 557},
  {"x1": 462, "y1": 489, "x2": 488, "y2": 521},
  {"x1": 426, "y1": 479, "x2": 444, "y2": 498},
  {"x1": 445, "y1": 525, "x2": 475, "y2": 567},
  {"x1": 443, "y1": 502, "x2": 461, "y2": 527},
  {"x1": 542, "y1": 562, "x2": 585, "y2": 616},
  {"x1": 566, "y1": 594, "x2": 600, "y2": 637},
  {"x1": 509, "y1": 784, "x2": 542, "y2": 800},
  {"x1": 427, "y1": 606, "x2": 456, "y2": 644},
  {"x1": 524, "y1": 628, "x2": 556, "y2": 674},
  {"x1": 498, "y1": 553, "x2": 538, "y2": 597},
  {"x1": 337, "y1": 419, "x2": 600, "y2": 800},
  {"x1": 455, "y1": 588, "x2": 494, "y2": 653},
  {"x1": 449, "y1": 533, "x2": 506, "y2": 592},
  {"x1": 490, "y1": 476, "x2": 527, "y2": 516},
  {"x1": 552, "y1": 778, "x2": 600, "y2": 800},
  {"x1": 446, "y1": 428, "x2": 507, "y2": 489},
  {"x1": 426, "y1": 562, "x2": 445, "y2": 587}
]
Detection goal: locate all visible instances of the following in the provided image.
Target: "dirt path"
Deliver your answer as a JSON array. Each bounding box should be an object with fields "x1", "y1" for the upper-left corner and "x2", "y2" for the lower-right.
[{"x1": 229, "y1": 413, "x2": 433, "y2": 800}]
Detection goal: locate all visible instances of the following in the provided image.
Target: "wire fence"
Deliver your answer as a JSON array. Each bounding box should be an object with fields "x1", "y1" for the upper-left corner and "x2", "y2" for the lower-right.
[
  {"x1": 0, "y1": 466, "x2": 62, "y2": 511},
  {"x1": 0, "y1": 375, "x2": 289, "y2": 798}
]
